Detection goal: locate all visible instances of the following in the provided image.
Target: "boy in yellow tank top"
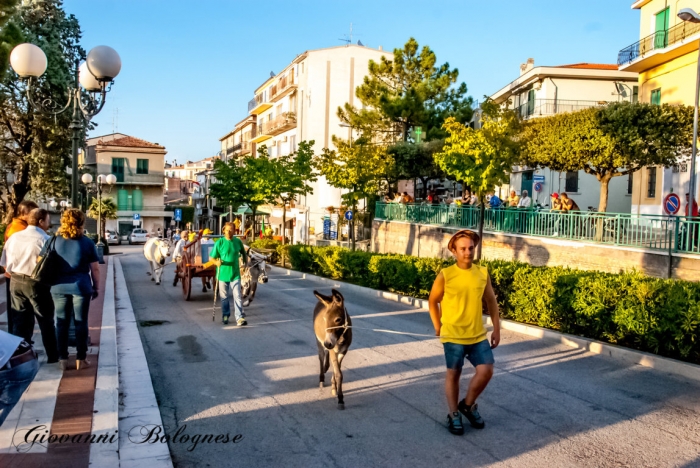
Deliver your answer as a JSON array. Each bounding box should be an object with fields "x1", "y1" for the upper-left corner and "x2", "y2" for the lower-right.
[{"x1": 428, "y1": 230, "x2": 500, "y2": 435}]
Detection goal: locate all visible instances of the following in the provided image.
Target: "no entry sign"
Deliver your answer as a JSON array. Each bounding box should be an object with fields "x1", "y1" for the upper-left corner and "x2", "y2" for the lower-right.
[
  {"x1": 664, "y1": 193, "x2": 681, "y2": 215},
  {"x1": 533, "y1": 182, "x2": 543, "y2": 192}
]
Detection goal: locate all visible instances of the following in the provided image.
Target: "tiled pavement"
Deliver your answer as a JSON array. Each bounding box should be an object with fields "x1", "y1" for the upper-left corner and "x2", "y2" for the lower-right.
[{"x1": 0, "y1": 257, "x2": 173, "y2": 468}]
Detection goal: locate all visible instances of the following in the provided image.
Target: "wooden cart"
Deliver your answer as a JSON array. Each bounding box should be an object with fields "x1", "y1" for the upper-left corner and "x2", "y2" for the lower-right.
[{"x1": 175, "y1": 233, "x2": 221, "y2": 301}]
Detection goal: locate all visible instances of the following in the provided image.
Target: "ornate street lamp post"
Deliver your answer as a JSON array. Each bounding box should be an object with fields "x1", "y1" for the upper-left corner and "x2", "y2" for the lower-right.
[
  {"x1": 678, "y1": 8, "x2": 700, "y2": 213},
  {"x1": 82, "y1": 172, "x2": 117, "y2": 264},
  {"x1": 9, "y1": 43, "x2": 122, "y2": 208}
]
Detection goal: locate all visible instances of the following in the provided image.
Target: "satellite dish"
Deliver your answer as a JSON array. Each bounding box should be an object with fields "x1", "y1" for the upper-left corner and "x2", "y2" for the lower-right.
[
  {"x1": 270, "y1": 71, "x2": 275, "y2": 78},
  {"x1": 357, "y1": 40, "x2": 364, "y2": 46}
]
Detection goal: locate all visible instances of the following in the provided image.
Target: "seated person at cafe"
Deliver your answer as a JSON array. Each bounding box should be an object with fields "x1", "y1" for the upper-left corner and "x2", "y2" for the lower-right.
[
  {"x1": 560, "y1": 192, "x2": 580, "y2": 212},
  {"x1": 517, "y1": 190, "x2": 532, "y2": 208},
  {"x1": 506, "y1": 190, "x2": 520, "y2": 207}
]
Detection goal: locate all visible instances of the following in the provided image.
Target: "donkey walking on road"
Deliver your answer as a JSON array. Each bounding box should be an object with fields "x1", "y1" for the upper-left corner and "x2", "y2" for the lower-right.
[{"x1": 313, "y1": 289, "x2": 352, "y2": 410}]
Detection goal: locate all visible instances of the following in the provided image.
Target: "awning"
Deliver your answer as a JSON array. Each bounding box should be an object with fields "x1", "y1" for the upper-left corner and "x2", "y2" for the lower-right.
[{"x1": 234, "y1": 204, "x2": 271, "y2": 215}]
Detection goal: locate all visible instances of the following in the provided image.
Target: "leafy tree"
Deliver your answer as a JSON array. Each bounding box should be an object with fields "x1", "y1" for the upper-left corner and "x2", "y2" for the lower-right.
[
  {"x1": 0, "y1": 0, "x2": 21, "y2": 79},
  {"x1": 317, "y1": 136, "x2": 394, "y2": 209},
  {"x1": 520, "y1": 102, "x2": 694, "y2": 213},
  {"x1": 272, "y1": 140, "x2": 317, "y2": 244},
  {"x1": 339, "y1": 37, "x2": 474, "y2": 142},
  {"x1": 389, "y1": 140, "x2": 445, "y2": 199},
  {"x1": 0, "y1": 0, "x2": 86, "y2": 223},
  {"x1": 210, "y1": 148, "x2": 276, "y2": 239},
  {"x1": 435, "y1": 102, "x2": 521, "y2": 260},
  {"x1": 88, "y1": 197, "x2": 117, "y2": 239}
]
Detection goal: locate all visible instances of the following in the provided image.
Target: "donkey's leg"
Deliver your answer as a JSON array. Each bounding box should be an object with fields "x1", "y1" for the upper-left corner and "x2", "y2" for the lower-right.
[
  {"x1": 316, "y1": 341, "x2": 327, "y2": 387},
  {"x1": 150, "y1": 262, "x2": 155, "y2": 281},
  {"x1": 329, "y1": 350, "x2": 344, "y2": 409}
]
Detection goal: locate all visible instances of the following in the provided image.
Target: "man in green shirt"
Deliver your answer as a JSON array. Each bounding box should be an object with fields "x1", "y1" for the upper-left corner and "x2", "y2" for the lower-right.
[{"x1": 210, "y1": 222, "x2": 249, "y2": 326}]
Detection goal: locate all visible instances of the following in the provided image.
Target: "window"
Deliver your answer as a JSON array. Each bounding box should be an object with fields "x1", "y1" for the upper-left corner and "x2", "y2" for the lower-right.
[
  {"x1": 526, "y1": 89, "x2": 535, "y2": 116},
  {"x1": 136, "y1": 159, "x2": 149, "y2": 174},
  {"x1": 112, "y1": 158, "x2": 125, "y2": 182},
  {"x1": 627, "y1": 173, "x2": 633, "y2": 195},
  {"x1": 565, "y1": 171, "x2": 578, "y2": 193},
  {"x1": 647, "y1": 167, "x2": 657, "y2": 198},
  {"x1": 632, "y1": 86, "x2": 639, "y2": 103},
  {"x1": 654, "y1": 7, "x2": 669, "y2": 49},
  {"x1": 651, "y1": 88, "x2": 661, "y2": 105},
  {"x1": 290, "y1": 135, "x2": 297, "y2": 153}
]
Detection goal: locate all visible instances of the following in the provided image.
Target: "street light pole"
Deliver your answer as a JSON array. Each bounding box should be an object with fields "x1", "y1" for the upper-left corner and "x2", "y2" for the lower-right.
[
  {"x1": 9, "y1": 43, "x2": 122, "y2": 209},
  {"x1": 678, "y1": 9, "x2": 700, "y2": 212}
]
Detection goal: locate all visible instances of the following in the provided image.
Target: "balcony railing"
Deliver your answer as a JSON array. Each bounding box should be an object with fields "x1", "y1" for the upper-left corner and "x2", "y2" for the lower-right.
[
  {"x1": 618, "y1": 20, "x2": 700, "y2": 66},
  {"x1": 117, "y1": 172, "x2": 165, "y2": 185},
  {"x1": 511, "y1": 99, "x2": 609, "y2": 119},
  {"x1": 376, "y1": 202, "x2": 700, "y2": 255},
  {"x1": 270, "y1": 70, "x2": 297, "y2": 102},
  {"x1": 260, "y1": 112, "x2": 297, "y2": 136},
  {"x1": 248, "y1": 93, "x2": 272, "y2": 114},
  {"x1": 240, "y1": 140, "x2": 252, "y2": 154}
]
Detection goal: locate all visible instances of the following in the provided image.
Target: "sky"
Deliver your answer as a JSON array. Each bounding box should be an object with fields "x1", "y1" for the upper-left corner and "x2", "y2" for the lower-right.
[{"x1": 63, "y1": 0, "x2": 641, "y2": 165}]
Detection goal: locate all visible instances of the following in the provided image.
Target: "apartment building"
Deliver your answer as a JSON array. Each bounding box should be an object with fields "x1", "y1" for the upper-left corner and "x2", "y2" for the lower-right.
[
  {"x1": 219, "y1": 115, "x2": 256, "y2": 162},
  {"x1": 221, "y1": 43, "x2": 391, "y2": 241},
  {"x1": 618, "y1": 0, "x2": 700, "y2": 215},
  {"x1": 84, "y1": 134, "x2": 168, "y2": 238},
  {"x1": 489, "y1": 59, "x2": 638, "y2": 212}
]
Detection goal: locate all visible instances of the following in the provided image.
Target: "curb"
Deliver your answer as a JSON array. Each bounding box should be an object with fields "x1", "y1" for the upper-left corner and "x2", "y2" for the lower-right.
[
  {"x1": 114, "y1": 257, "x2": 174, "y2": 467},
  {"x1": 270, "y1": 265, "x2": 700, "y2": 382},
  {"x1": 90, "y1": 258, "x2": 119, "y2": 466}
]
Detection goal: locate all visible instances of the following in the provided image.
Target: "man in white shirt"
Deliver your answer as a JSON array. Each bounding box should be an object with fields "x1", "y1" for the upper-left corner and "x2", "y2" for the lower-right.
[
  {"x1": 518, "y1": 190, "x2": 532, "y2": 208},
  {"x1": 1, "y1": 209, "x2": 58, "y2": 363}
]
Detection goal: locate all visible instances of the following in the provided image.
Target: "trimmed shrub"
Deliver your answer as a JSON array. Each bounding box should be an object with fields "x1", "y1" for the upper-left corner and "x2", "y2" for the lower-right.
[{"x1": 283, "y1": 244, "x2": 700, "y2": 364}]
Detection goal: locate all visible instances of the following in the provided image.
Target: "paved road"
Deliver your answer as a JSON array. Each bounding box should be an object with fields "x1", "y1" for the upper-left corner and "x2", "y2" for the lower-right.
[{"x1": 114, "y1": 245, "x2": 700, "y2": 468}]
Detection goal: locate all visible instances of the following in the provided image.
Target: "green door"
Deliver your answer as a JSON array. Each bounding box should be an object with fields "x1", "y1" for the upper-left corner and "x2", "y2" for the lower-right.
[
  {"x1": 521, "y1": 171, "x2": 533, "y2": 196},
  {"x1": 527, "y1": 89, "x2": 535, "y2": 116},
  {"x1": 654, "y1": 7, "x2": 669, "y2": 49}
]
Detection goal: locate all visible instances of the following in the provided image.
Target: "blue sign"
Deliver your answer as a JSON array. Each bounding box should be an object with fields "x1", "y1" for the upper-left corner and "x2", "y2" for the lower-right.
[
  {"x1": 664, "y1": 193, "x2": 681, "y2": 215},
  {"x1": 533, "y1": 175, "x2": 545, "y2": 182},
  {"x1": 533, "y1": 182, "x2": 543, "y2": 192},
  {"x1": 345, "y1": 210, "x2": 353, "y2": 221},
  {"x1": 133, "y1": 213, "x2": 140, "y2": 221},
  {"x1": 174, "y1": 208, "x2": 182, "y2": 222}
]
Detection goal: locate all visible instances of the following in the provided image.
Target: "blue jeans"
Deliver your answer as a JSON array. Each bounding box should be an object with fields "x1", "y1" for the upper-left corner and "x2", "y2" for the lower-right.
[
  {"x1": 52, "y1": 294, "x2": 91, "y2": 360},
  {"x1": 443, "y1": 340, "x2": 495, "y2": 370},
  {"x1": 219, "y1": 279, "x2": 244, "y2": 321},
  {"x1": 0, "y1": 354, "x2": 39, "y2": 427}
]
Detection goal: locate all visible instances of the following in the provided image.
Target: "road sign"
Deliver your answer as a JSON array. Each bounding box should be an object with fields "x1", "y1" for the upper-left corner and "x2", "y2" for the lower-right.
[
  {"x1": 174, "y1": 208, "x2": 182, "y2": 222},
  {"x1": 345, "y1": 210, "x2": 353, "y2": 221},
  {"x1": 533, "y1": 175, "x2": 545, "y2": 182},
  {"x1": 664, "y1": 193, "x2": 681, "y2": 215},
  {"x1": 133, "y1": 213, "x2": 140, "y2": 221},
  {"x1": 534, "y1": 182, "x2": 543, "y2": 192},
  {"x1": 411, "y1": 127, "x2": 423, "y2": 143}
]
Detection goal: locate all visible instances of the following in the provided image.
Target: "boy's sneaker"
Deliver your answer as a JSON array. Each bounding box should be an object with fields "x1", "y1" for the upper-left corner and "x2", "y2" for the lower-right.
[
  {"x1": 458, "y1": 400, "x2": 485, "y2": 429},
  {"x1": 447, "y1": 412, "x2": 464, "y2": 435},
  {"x1": 223, "y1": 316, "x2": 229, "y2": 325},
  {"x1": 237, "y1": 318, "x2": 247, "y2": 326}
]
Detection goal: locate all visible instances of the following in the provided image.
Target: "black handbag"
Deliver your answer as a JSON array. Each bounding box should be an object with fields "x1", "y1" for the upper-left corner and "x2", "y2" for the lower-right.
[{"x1": 32, "y1": 234, "x2": 59, "y2": 285}]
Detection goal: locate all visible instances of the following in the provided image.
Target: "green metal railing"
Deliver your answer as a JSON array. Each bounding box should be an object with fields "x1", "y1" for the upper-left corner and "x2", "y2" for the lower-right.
[{"x1": 375, "y1": 203, "x2": 700, "y2": 255}]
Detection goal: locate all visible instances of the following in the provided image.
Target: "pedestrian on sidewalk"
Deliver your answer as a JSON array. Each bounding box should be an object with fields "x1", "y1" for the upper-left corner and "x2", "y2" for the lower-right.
[
  {"x1": 51, "y1": 209, "x2": 100, "y2": 371},
  {"x1": 428, "y1": 229, "x2": 501, "y2": 436},
  {"x1": 210, "y1": 222, "x2": 248, "y2": 326},
  {"x1": 171, "y1": 229, "x2": 188, "y2": 286},
  {"x1": 0, "y1": 330, "x2": 38, "y2": 427},
  {"x1": 0, "y1": 200, "x2": 38, "y2": 336},
  {"x1": 1, "y1": 208, "x2": 59, "y2": 364}
]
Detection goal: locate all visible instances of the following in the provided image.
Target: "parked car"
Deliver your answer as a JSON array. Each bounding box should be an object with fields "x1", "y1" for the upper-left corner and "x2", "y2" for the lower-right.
[
  {"x1": 129, "y1": 229, "x2": 149, "y2": 245},
  {"x1": 106, "y1": 230, "x2": 121, "y2": 245}
]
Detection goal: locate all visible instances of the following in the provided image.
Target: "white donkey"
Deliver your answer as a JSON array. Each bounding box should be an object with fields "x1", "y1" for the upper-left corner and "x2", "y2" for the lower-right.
[{"x1": 144, "y1": 238, "x2": 172, "y2": 285}]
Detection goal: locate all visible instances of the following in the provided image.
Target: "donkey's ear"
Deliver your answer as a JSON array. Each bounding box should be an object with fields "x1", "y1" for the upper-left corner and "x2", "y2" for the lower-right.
[
  {"x1": 314, "y1": 290, "x2": 332, "y2": 305},
  {"x1": 331, "y1": 289, "x2": 344, "y2": 303}
]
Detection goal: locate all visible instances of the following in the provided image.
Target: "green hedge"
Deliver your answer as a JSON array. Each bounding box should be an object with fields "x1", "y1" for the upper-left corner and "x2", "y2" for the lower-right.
[{"x1": 284, "y1": 244, "x2": 700, "y2": 364}]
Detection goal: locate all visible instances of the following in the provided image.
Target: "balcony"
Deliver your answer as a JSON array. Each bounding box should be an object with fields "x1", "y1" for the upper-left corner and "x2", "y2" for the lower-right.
[
  {"x1": 270, "y1": 71, "x2": 297, "y2": 102},
  {"x1": 511, "y1": 99, "x2": 609, "y2": 119},
  {"x1": 116, "y1": 172, "x2": 165, "y2": 186},
  {"x1": 264, "y1": 112, "x2": 297, "y2": 136},
  {"x1": 240, "y1": 140, "x2": 252, "y2": 155},
  {"x1": 248, "y1": 93, "x2": 272, "y2": 115},
  {"x1": 618, "y1": 21, "x2": 700, "y2": 71}
]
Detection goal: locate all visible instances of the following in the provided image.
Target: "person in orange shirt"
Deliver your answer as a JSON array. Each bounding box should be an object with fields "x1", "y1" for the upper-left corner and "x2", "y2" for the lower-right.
[{"x1": 2, "y1": 200, "x2": 39, "y2": 335}]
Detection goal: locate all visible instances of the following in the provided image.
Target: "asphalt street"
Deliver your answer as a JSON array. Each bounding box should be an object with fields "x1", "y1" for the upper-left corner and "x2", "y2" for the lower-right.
[{"x1": 114, "y1": 244, "x2": 700, "y2": 468}]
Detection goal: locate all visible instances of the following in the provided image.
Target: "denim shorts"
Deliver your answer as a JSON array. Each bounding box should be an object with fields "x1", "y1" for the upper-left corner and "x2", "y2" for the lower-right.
[{"x1": 443, "y1": 340, "x2": 495, "y2": 370}]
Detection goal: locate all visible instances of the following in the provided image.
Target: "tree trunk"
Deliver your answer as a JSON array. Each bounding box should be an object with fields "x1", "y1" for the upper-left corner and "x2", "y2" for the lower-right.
[
  {"x1": 598, "y1": 174, "x2": 612, "y2": 213},
  {"x1": 252, "y1": 206, "x2": 257, "y2": 240},
  {"x1": 477, "y1": 194, "x2": 485, "y2": 262},
  {"x1": 419, "y1": 177, "x2": 429, "y2": 200},
  {"x1": 282, "y1": 201, "x2": 287, "y2": 245}
]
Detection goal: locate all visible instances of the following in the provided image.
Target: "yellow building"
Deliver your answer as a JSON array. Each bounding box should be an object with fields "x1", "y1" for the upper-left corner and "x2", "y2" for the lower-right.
[{"x1": 619, "y1": 0, "x2": 700, "y2": 215}]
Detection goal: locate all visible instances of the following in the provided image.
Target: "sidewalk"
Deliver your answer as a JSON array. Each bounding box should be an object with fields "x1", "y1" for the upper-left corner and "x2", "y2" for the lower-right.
[{"x1": 0, "y1": 257, "x2": 172, "y2": 467}]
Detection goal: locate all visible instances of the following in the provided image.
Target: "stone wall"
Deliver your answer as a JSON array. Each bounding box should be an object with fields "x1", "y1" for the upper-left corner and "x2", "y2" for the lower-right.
[{"x1": 372, "y1": 220, "x2": 700, "y2": 281}]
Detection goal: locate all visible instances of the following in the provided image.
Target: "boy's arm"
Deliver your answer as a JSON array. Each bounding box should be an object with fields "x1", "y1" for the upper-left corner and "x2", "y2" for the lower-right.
[
  {"x1": 210, "y1": 240, "x2": 222, "y2": 266},
  {"x1": 483, "y1": 275, "x2": 500, "y2": 349},
  {"x1": 428, "y1": 272, "x2": 445, "y2": 336}
]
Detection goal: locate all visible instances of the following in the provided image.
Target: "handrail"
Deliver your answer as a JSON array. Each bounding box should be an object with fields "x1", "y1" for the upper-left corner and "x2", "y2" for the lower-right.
[
  {"x1": 618, "y1": 20, "x2": 700, "y2": 66},
  {"x1": 512, "y1": 99, "x2": 609, "y2": 119},
  {"x1": 374, "y1": 202, "x2": 700, "y2": 255}
]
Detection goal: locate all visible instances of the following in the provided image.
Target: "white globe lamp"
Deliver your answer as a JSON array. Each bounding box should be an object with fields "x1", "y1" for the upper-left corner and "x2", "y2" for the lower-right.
[
  {"x1": 105, "y1": 174, "x2": 117, "y2": 184},
  {"x1": 79, "y1": 62, "x2": 102, "y2": 92},
  {"x1": 81, "y1": 173, "x2": 93, "y2": 184},
  {"x1": 86, "y1": 46, "x2": 122, "y2": 82},
  {"x1": 10, "y1": 43, "x2": 47, "y2": 78}
]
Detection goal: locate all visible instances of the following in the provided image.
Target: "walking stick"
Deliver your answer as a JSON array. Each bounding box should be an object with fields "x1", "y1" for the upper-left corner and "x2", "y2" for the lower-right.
[{"x1": 212, "y1": 265, "x2": 219, "y2": 322}]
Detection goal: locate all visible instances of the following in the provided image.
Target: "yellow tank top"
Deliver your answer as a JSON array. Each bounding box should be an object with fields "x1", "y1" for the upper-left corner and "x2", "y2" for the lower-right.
[{"x1": 439, "y1": 264, "x2": 488, "y2": 345}]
